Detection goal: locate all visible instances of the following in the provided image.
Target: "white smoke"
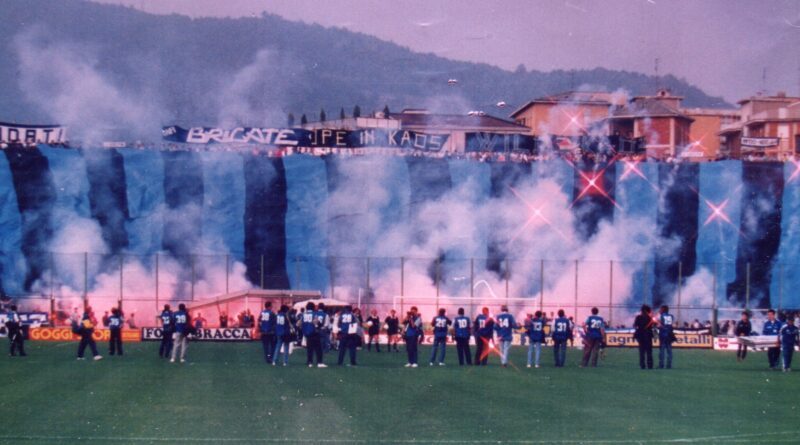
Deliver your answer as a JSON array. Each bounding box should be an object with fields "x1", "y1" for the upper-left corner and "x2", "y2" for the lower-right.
[
  {"x1": 214, "y1": 49, "x2": 296, "y2": 128},
  {"x1": 12, "y1": 27, "x2": 166, "y2": 143}
]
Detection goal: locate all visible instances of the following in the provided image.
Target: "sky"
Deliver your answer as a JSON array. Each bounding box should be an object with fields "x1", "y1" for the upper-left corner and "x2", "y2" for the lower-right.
[{"x1": 95, "y1": 0, "x2": 799, "y2": 103}]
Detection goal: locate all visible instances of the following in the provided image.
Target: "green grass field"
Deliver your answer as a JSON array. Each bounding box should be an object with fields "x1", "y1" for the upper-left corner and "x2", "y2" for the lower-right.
[{"x1": 0, "y1": 341, "x2": 798, "y2": 444}]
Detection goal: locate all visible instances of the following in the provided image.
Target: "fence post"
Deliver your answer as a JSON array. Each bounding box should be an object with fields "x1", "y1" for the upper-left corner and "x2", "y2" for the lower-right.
[
  {"x1": 469, "y1": 258, "x2": 475, "y2": 317},
  {"x1": 643, "y1": 260, "x2": 648, "y2": 305},
  {"x1": 778, "y1": 263, "x2": 784, "y2": 312},
  {"x1": 745, "y1": 262, "x2": 751, "y2": 311},
  {"x1": 505, "y1": 259, "x2": 510, "y2": 306},
  {"x1": 155, "y1": 254, "x2": 159, "y2": 314},
  {"x1": 191, "y1": 254, "x2": 195, "y2": 301},
  {"x1": 50, "y1": 252, "x2": 55, "y2": 320},
  {"x1": 222, "y1": 254, "x2": 228, "y2": 294},
  {"x1": 435, "y1": 257, "x2": 441, "y2": 309},
  {"x1": 330, "y1": 256, "x2": 336, "y2": 299},
  {"x1": 83, "y1": 252, "x2": 88, "y2": 311},
  {"x1": 260, "y1": 254, "x2": 265, "y2": 289},
  {"x1": 366, "y1": 257, "x2": 371, "y2": 311},
  {"x1": 573, "y1": 260, "x2": 578, "y2": 321},
  {"x1": 295, "y1": 257, "x2": 301, "y2": 290},
  {"x1": 400, "y1": 257, "x2": 405, "y2": 314},
  {"x1": 712, "y1": 262, "x2": 718, "y2": 336},
  {"x1": 119, "y1": 254, "x2": 124, "y2": 312},
  {"x1": 608, "y1": 260, "x2": 613, "y2": 326},
  {"x1": 539, "y1": 260, "x2": 544, "y2": 312},
  {"x1": 676, "y1": 261, "x2": 683, "y2": 323}
]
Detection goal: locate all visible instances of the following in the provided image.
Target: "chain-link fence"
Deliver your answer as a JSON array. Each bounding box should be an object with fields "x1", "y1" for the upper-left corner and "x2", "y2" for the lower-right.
[{"x1": 2, "y1": 251, "x2": 795, "y2": 333}]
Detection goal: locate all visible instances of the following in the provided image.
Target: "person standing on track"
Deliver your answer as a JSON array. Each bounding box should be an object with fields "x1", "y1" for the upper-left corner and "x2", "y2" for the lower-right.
[
  {"x1": 108, "y1": 307, "x2": 124, "y2": 356},
  {"x1": 337, "y1": 306, "x2": 359, "y2": 366},
  {"x1": 302, "y1": 302, "x2": 326, "y2": 368},
  {"x1": 778, "y1": 318, "x2": 799, "y2": 372},
  {"x1": 734, "y1": 311, "x2": 752, "y2": 362},
  {"x1": 385, "y1": 309, "x2": 400, "y2": 352},
  {"x1": 763, "y1": 309, "x2": 783, "y2": 370},
  {"x1": 429, "y1": 308, "x2": 451, "y2": 366},
  {"x1": 657, "y1": 305, "x2": 676, "y2": 368},
  {"x1": 525, "y1": 311, "x2": 546, "y2": 368},
  {"x1": 5, "y1": 304, "x2": 26, "y2": 357},
  {"x1": 473, "y1": 307, "x2": 494, "y2": 366},
  {"x1": 77, "y1": 308, "x2": 102, "y2": 361},
  {"x1": 581, "y1": 307, "x2": 605, "y2": 368},
  {"x1": 170, "y1": 304, "x2": 190, "y2": 363},
  {"x1": 633, "y1": 305, "x2": 655, "y2": 370},
  {"x1": 495, "y1": 305, "x2": 516, "y2": 368},
  {"x1": 158, "y1": 304, "x2": 174, "y2": 359},
  {"x1": 552, "y1": 309, "x2": 570, "y2": 368},
  {"x1": 259, "y1": 302, "x2": 276, "y2": 364},
  {"x1": 453, "y1": 308, "x2": 472, "y2": 366},
  {"x1": 365, "y1": 309, "x2": 381, "y2": 352},
  {"x1": 402, "y1": 307, "x2": 422, "y2": 368},
  {"x1": 273, "y1": 305, "x2": 293, "y2": 366}
]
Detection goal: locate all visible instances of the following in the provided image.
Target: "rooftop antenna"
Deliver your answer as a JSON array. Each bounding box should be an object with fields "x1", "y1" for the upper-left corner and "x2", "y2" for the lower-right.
[
  {"x1": 570, "y1": 70, "x2": 576, "y2": 91},
  {"x1": 654, "y1": 57, "x2": 660, "y2": 92},
  {"x1": 761, "y1": 67, "x2": 767, "y2": 95}
]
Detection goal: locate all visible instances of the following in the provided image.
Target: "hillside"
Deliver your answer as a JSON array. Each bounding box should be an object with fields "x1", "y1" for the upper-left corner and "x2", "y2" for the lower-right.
[{"x1": 0, "y1": 0, "x2": 732, "y2": 136}]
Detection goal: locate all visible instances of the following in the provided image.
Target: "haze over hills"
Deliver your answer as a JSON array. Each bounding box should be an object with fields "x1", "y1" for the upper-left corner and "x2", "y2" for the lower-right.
[{"x1": 1, "y1": 0, "x2": 731, "y2": 140}]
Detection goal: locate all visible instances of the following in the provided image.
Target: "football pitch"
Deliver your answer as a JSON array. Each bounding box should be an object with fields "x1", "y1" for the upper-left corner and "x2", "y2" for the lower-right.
[{"x1": 0, "y1": 342, "x2": 797, "y2": 444}]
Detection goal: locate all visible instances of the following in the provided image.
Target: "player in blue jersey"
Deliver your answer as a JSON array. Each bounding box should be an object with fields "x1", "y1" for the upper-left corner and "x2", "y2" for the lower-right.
[
  {"x1": 403, "y1": 307, "x2": 422, "y2": 367},
  {"x1": 108, "y1": 307, "x2": 124, "y2": 356},
  {"x1": 453, "y1": 308, "x2": 472, "y2": 366},
  {"x1": 763, "y1": 309, "x2": 783, "y2": 370},
  {"x1": 302, "y1": 302, "x2": 327, "y2": 368},
  {"x1": 495, "y1": 305, "x2": 516, "y2": 367},
  {"x1": 77, "y1": 308, "x2": 102, "y2": 361},
  {"x1": 581, "y1": 307, "x2": 605, "y2": 368},
  {"x1": 474, "y1": 307, "x2": 494, "y2": 366},
  {"x1": 259, "y1": 302, "x2": 276, "y2": 364},
  {"x1": 337, "y1": 306, "x2": 360, "y2": 366},
  {"x1": 778, "y1": 318, "x2": 799, "y2": 372},
  {"x1": 429, "y1": 308, "x2": 451, "y2": 366},
  {"x1": 157, "y1": 304, "x2": 174, "y2": 359},
  {"x1": 170, "y1": 304, "x2": 190, "y2": 363},
  {"x1": 552, "y1": 309, "x2": 570, "y2": 367},
  {"x1": 273, "y1": 305, "x2": 293, "y2": 366},
  {"x1": 525, "y1": 311, "x2": 546, "y2": 368},
  {"x1": 657, "y1": 305, "x2": 676, "y2": 368},
  {"x1": 5, "y1": 305, "x2": 26, "y2": 357}
]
